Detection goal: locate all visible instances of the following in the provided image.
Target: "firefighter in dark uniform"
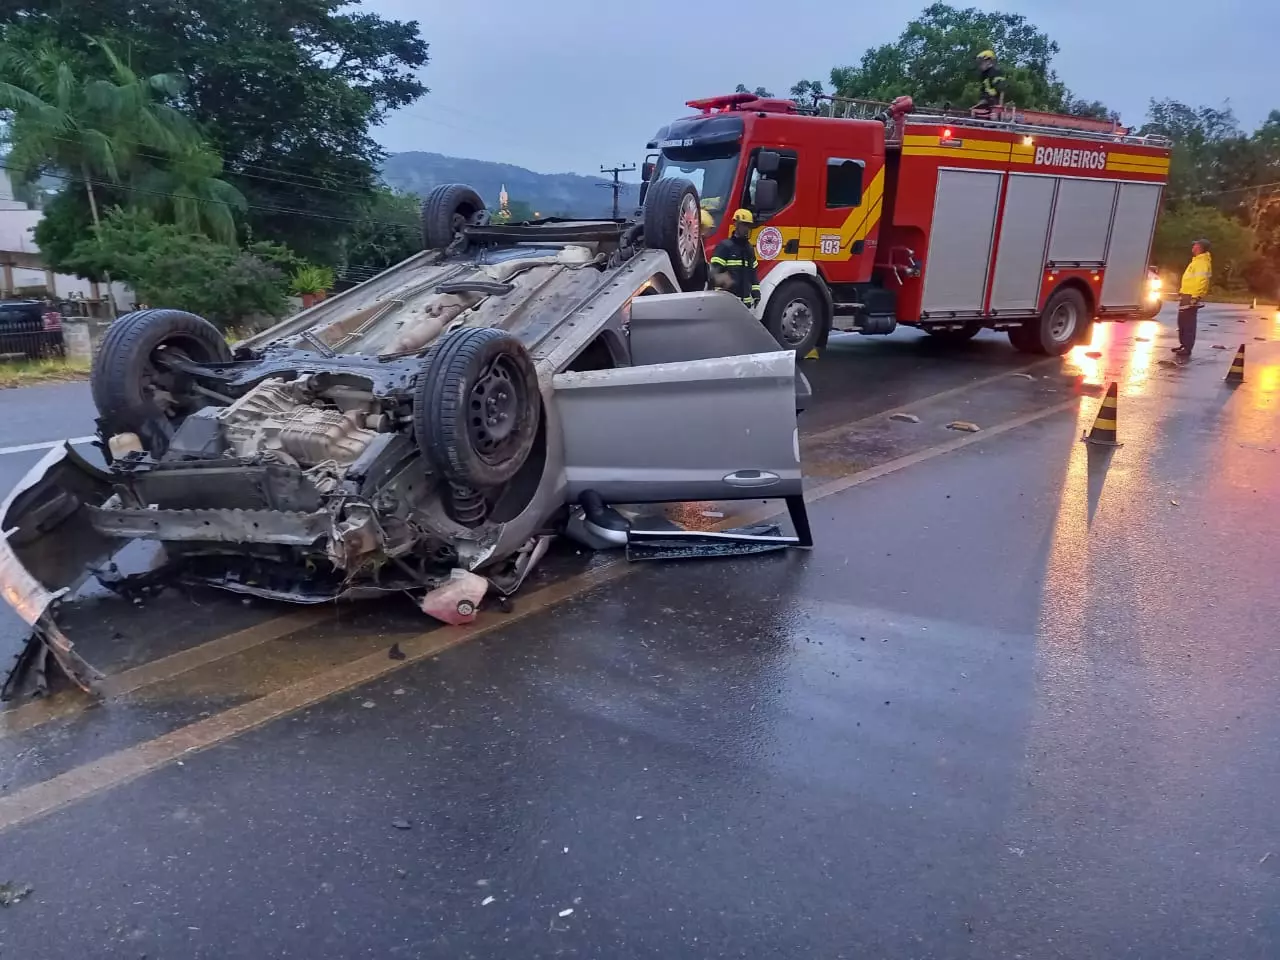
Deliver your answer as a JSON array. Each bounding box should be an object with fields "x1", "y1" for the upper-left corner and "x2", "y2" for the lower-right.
[
  {"x1": 709, "y1": 208, "x2": 761, "y2": 308},
  {"x1": 974, "y1": 49, "x2": 1006, "y2": 115}
]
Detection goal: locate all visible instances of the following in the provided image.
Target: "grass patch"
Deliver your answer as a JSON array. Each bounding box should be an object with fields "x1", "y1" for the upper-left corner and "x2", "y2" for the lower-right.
[{"x1": 0, "y1": 356, "x2": 91, "y2": 388}]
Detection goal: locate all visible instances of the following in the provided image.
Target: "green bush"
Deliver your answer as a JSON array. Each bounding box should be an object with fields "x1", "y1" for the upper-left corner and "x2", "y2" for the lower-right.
[{"x1": 63, "y1": 207, "x2": 290, "y2": 328}]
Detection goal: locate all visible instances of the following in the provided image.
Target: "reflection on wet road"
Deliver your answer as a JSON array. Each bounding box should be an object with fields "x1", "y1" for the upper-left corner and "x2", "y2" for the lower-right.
[{"x1": 1, "y1": 304, "x2": 1278, "y2": 959}]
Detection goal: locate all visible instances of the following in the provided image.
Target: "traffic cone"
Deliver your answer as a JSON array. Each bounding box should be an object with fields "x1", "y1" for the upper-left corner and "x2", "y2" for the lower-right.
[
  {"x1": 1225, "y1": 345, "x2": 1246, "y2": 384},
  {"x1": 1081, "y1": 382, "x2": 1123, "y2": 447},
  {"x1": 804, "y1": 347, "x2": 820, "y2": 360}
]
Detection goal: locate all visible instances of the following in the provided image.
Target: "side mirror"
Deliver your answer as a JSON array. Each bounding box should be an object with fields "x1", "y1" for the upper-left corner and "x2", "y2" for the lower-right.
[
  {"x1": 640, "y1": 161, "x2": 655, "y2": 182},
  {"x1": 755, "y1": 178, "x2": 779, "y2": 213},
  {"x1": 757, "y1": 150, "x2": 781, "y2": 176}
]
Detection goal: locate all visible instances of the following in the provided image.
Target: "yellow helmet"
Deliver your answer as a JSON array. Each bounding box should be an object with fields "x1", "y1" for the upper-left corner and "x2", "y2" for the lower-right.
[
  {"x1": 700, "y1": 209, "x2": 715, "y2": 231},
  {"x1": 732, "y1": 208, "x2": 754, "y2": 225},
  {"x1": 978, "y1": 49, "x2": 996, "y2": 60}
]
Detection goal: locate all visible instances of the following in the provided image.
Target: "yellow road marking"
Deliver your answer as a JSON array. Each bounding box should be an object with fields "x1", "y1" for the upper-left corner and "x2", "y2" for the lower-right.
[
  {"x1": 0, "y1": 396, "x2": 1081, "y2": 835},
  {"x1": 0, "y1": 610, "x2": 334, "y2": 740}
]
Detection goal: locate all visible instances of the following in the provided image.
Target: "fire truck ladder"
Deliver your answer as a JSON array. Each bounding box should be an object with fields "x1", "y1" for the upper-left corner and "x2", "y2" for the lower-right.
[{"x1": 814, "y1": 95, "x2": 1171, "y2": 149}]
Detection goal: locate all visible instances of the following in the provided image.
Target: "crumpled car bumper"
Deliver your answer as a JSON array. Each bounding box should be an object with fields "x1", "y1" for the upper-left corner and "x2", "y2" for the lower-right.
[
  {"x1": 0, "y1": 443, "x2": 121, "y2": 626},
  {"x1": 0, "y1": 442, "x2": 120, "y2": 696}
]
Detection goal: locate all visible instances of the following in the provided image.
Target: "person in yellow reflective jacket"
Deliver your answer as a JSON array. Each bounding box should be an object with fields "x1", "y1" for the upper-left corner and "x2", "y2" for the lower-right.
[
  {"x1": 1174, "y1": 239, "x2": 1212, "y2": 357},
  {"x1": 709, "y1": 208, "x2": 761, "y2": 308},
  {"x1": 974, "y1": 49, "x2": 1006, "y2": 115}
]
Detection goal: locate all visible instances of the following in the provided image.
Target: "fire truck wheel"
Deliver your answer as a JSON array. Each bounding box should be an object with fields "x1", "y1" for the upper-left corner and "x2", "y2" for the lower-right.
[
  {"x1": 1015, "y1": 286, "x2": 1089, "y2": 356},
  {"x1": 421, "y1": 184, "x2": 486, "y2": 249},
  {"x1": 763, "y1": 279, "x2": 826, "y2": 356},
  {"x1": 643, "y1": 177, "x2": 708, "y2": 292}
]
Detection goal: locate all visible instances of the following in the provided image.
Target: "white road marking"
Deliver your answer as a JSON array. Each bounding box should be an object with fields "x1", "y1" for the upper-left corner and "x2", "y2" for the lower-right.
[{"x1": 0, "y1": 437, "x2": 95, "y2": 456}]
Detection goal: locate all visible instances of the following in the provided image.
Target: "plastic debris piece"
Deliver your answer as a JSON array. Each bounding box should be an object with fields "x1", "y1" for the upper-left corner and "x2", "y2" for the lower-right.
[
  {"x1": 1254, "y1": 337, "x2": 1267, "y2": 342},
  {"x1": 946, "y1": 421, "x2": 981, "y2": 433},
  {"x1": 391, "y1": 818, "x2": 412, "y2": 830},
  {"x1": 1212, "y1": 344, "x2": 1228, "y2": 350},
  {"x1": 559, "y1": 908, "x2": 574, "y2": 918},
  {"x1": 482, "y1": 896, "x2": 496, "y2": 906},
  {"x1": 361, "y1": 700, "x2": 375, "y2": 709},
  {"x1": 0, "y1": 882, "x2": 33, "y2": 906},
  {"x1": 393, "y1": 687, "x2": 406, "y2": 696},
  {"x1": 1011, "y1": 373, "x2": 1035, "y2": 380},
  {"x1": 890, "y1": 413, "x2": 921, "y2": 423},
  {"x1": 1084, "y1": 351, "x2": 1102, "y2": 358},
  {"x1": 421, "y1": 568, "x2": 488, "y2": 625},
  {"x1": 1169, "y1": 500, "x2": 1180, "y2": 506}
]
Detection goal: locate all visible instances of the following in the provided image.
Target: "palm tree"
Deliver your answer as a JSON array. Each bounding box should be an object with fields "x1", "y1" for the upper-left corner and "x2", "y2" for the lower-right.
[
  {"x1": 132, "y1": 143, "x2": 247, "y2": 244},
  {"x1": 0, "y1": 38, "x2": 244, "y2": 239}
]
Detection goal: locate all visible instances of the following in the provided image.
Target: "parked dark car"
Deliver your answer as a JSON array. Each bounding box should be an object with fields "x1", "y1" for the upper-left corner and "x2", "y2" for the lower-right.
[{"x1": 0, "y1": 299, "x2": 64, "y2": 359}]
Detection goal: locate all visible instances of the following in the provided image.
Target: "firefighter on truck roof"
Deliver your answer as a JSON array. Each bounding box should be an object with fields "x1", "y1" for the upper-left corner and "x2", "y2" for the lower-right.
[
  {"x1": 709, "y1": 209, "x2": 761, "y2": 308},
  {"x1": 974, "y1": 49, "x2": 1006, "y2": 115}
]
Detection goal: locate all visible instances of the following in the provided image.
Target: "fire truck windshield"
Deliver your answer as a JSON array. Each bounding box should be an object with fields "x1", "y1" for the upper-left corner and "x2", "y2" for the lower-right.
[{"x1": 654, "y1": 148, "x2": 740, "y2": 228}]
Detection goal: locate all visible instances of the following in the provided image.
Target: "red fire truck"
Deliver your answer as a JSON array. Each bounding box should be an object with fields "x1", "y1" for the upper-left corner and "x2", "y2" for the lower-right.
[{"x1": 640, "y1": 93, "x2": 1172, "y2": 357}]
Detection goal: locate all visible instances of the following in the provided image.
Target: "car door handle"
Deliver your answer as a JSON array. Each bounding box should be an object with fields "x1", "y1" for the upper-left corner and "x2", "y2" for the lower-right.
[{"x1": 722, "y1": 470, "x2": 781, "y2": 488}]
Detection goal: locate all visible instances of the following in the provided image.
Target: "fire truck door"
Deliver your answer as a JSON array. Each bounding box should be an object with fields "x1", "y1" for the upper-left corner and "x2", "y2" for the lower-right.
[
  {"x1": 921, "y1": 170, "x2": 1003, "y2": 314},
  {"x1": 1101, "y1": 183, "x2": 1163, "y2": 308},
  {"x1": 990, "y1": 174, "x2": 1057, "y2": 312}
]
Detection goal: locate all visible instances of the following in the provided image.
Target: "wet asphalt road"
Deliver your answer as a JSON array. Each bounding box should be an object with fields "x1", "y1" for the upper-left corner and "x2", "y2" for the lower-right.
[{"x1": 1, "y1": 306, "x2": 1278, "y2": 958}]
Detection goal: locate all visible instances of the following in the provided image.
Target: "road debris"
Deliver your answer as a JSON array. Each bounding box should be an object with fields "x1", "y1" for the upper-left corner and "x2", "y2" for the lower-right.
[
  {"x1": 558, "y1": 908, "x2": 574, "y2": 918},
  {"x1": 481, "y1": 896, "x2": 496, "y2": 906},
  {"x1": 946, "y1": 421, "x2": 981, "y2": 433},
  {"x1": 391, "y1": 818, "x2": 412, "y2": 830},
  {"x1": 361, "y1": 700, "x2": 375, "y2": 709},
  {"x1": 388, "y1": 643, "x2": 406, "y2": 661},
  {"x1": 1254, "y1": 336, "x2": 1266, "y2": 342},
  {"x1": 1084, "y1": 351, "x2": 1102, "y2": 358},
  {"x1": 0, "y1": 882, "x2": 33, "y2": 906},
  {"x1": 1212, "y1": 344, "x2": 1228, "y2": 350},
  {"x1": 889, "y1": 413, "x2": 921, "y2": 423},
  {"x1": 1134, "y1": 336, "x2": 1150, "y2": 342},
  {"x1": 1170, "y1": 500, "x2": 1180, "y2": 506},
  {"x1": 1011, "y1": 372, "x2": 1035, "y2": 380}
]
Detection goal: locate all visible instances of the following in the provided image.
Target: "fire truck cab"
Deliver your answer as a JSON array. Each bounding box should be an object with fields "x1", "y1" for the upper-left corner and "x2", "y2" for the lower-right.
[{"x1": 640, "y1": 93, "x2": 1172, "y2": 357}]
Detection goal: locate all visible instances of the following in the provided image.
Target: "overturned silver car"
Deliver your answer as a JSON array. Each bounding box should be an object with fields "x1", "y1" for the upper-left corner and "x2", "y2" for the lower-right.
[{"x1": 0, "y1": 181, "x2": 811, "y2": 694}]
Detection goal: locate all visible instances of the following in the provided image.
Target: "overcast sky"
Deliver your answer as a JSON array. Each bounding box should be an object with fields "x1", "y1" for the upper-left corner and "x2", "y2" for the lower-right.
[{"x1": 368, "y1": 0, "x2": 1276, "y2": 177}]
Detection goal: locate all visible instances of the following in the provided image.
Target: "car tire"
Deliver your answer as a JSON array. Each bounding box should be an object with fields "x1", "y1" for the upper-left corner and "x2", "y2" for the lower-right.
[
  {"x1": 763, "y1": 278, "x2": 827, "y2": 356},
  {"x1": 421, "y1": 184, "x2": 486, "y2": 250},
  {"x1": 643, "y1": 177, "x2": 708, "y2": 293},
  {"x1": 1010, "y1": 286, "x2": 1089, "y2": 356},
  {"x1": 91, "y1": 308, "x2": 232, "y2": 439},
  {"x1": 414, "y1": 327, "x2": 541, "y2": 489},
  {"x1": 925, "y1": 321, "x2": 983, "y2": 345}
]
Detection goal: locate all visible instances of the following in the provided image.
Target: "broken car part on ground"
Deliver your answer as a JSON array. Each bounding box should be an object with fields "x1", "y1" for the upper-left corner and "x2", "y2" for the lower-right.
[{"x1": 0, "y1": 181, "x2": 812, "y2": 698}]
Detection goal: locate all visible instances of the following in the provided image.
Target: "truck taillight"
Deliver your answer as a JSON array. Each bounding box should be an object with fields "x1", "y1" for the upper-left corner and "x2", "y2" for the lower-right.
[{"x1": 41, "y1": 311, "x2": 62, "y2": 331}]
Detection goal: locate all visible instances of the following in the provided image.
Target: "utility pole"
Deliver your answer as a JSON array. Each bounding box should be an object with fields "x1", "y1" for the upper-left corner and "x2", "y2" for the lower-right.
[{"x1": 598, "y1": 163, "x2": 636, "y2": 220}]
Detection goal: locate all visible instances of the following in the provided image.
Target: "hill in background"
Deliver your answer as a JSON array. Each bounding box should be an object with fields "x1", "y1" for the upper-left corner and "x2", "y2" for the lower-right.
[{"x1": 381, "y1": 152, "x2": 641, "y2": 219}]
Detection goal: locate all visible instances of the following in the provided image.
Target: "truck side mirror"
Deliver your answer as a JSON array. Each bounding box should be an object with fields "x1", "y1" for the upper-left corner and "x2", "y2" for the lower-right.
[
  {"x1": 640, "y1": 161, "x2": 655, "y2": 182},
  {"x1": 757, "y1": 150, "x2": 780, "y2": 176},
  {"x1": 755, "y1": 178, "x2": 779, "y2": 213}
]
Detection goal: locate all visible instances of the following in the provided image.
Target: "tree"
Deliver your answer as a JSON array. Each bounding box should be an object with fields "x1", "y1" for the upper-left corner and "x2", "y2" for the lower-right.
[
  {"x1": 790, "y1": 79, "x2": 827, "y2": 113},
  {"x1": 734, "y1": 84, "x2": 774, "y2": 98},
  {"x1": 1, "y1": 1, "x2": 430, "y2": 266},
  {"x1": 64, "y1": 207, "x2": 289, "y2": 328},
  {"x1": 341, "y1": 187, "x2": 420, "y2": 283},
  {"x1": 823, "y1": 3, "x2": 1106, "y2": 117},
  {"x1": 0, "y1": 37, "x2": 220, "y2": 232},
  {"x1": 1152, "y1": 204, "x2": 1255, "y2": 292}
]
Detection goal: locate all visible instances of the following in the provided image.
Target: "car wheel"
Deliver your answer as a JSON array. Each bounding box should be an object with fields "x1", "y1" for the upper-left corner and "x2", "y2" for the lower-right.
[
  {"x1": 925, "y1": 321, "x2": 983, "y2": 345},
  {"x1": 421, "y1": 184, "x2": 486, "y2": 250},
  {"x1": 763, "y1": 279, "x2": 827, "y2": 357},
  {"x1": 642, "y1": 177, "x2": 708, "y2": 293},
  {"x1": 91, "y1": 308, "x2": 232, "y2": 442},
  {"x1": 414, "y1": 327, "x2": 541, "y2": 489},
  {"x1": 1028, "y1": 286, "x2": 1089, "y2": 356}
]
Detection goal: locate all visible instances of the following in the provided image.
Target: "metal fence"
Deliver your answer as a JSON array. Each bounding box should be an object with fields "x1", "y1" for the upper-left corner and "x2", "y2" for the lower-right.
[{"x1": 0, "y1": 303, "x2": 67, "y2": 363}]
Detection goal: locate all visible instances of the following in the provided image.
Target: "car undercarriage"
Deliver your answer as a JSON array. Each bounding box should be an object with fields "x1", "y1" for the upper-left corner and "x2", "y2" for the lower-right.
[{"x1": 0, "y1": 181, "x2": 813, "y2": 698}]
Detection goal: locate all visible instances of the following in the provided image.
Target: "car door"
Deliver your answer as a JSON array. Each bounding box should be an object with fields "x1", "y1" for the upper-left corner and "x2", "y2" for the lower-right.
[{"x1": 552, "y1": 290, "x2": 803, "y2": 505}]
